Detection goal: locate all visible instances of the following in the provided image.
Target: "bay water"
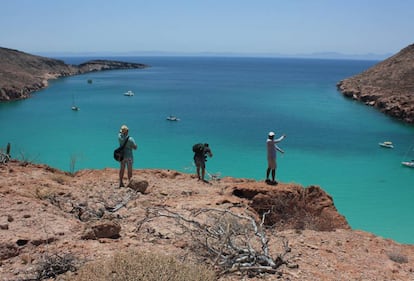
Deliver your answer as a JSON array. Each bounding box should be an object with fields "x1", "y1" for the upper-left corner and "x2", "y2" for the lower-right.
[{"x1": 1, "y1": 56, "x2": 413, "y2": 244}]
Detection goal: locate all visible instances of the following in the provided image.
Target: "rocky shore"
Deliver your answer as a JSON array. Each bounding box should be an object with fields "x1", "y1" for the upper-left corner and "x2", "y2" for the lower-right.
[
  {"x1": 1, "y1": 160, "x2": 413, "y2": 281},
  {"x1": 337, "y1": 43, "x2": 414, "y2": 124},
  {"x1": 0, "y1": 47, "x2": 148, "y2": 101}
]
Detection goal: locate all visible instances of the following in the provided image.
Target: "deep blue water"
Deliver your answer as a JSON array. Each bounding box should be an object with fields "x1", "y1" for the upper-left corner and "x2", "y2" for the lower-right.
[{"x1": 1, "y1": 56, "x2": 413, "y2": 244}]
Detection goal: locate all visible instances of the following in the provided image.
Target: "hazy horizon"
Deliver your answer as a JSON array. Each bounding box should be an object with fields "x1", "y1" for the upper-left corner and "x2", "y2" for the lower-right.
[
  {"x1": 1, "y1": 0, "x2": 413, "y2": 58},
  {"x1": 30, "y1": 50, "x2": 391, "y2": 61}
]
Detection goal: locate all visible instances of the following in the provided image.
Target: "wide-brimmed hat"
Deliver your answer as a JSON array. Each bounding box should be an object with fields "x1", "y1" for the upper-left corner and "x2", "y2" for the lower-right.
[
  {"x1": 120, "y1": 125, "x2": 129, "y2": 132},
  {"x1": 268, "y1": 131, "x2": 275, "y2": 137}
]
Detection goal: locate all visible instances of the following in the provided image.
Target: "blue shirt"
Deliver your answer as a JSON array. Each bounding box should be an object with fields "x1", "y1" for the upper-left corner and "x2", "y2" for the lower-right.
[{"x1": 118, "y1": 133, "x2": 137, "y2": 160}]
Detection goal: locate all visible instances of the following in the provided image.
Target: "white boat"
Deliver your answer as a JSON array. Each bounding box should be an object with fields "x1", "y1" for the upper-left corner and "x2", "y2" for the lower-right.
[
  {"x1": 71, "y1": 94, "x2": 80, "y2": 111},
  {"x1": 379, "y1": 141, "x2": 394, "y2": 148},
  {"x1": 124, "y1": 90, "x2": 134, "y2": 96},
  {"x1": 166, "y1": 115, "x2": 180, "y2": 121},
  {"x1": 401, "y1": 161, "x2": 414, "y2": 168}
]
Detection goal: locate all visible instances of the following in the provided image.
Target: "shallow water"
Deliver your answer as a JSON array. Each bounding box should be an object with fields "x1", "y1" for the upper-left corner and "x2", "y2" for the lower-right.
[{"x1": 1, "y1": 56, "x2": 413, "y2": 243}]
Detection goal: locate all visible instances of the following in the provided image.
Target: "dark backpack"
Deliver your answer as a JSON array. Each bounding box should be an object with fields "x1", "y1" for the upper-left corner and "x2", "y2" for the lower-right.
[
  {"x1": 192, "y1": 143, "x2": 204, "y2": 154},
  {"x1": 114, "y1": 136, "x2": 129, "y2": 162}
]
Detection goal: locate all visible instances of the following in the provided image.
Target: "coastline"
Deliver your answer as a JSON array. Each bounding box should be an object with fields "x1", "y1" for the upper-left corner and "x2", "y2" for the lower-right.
[
  {"x1": 1, "y1": 55, "x2": 413, "y2": 245},
  {"x1": 337, "y1": 44, "x2": 414, "y2": 124},
  {"x1": 0, "y1": 47, "x2": 148, "y2": 102}
]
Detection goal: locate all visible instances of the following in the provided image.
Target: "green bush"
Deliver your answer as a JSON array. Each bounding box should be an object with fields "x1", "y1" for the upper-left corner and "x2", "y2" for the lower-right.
[{"x1": 70, "y1": 250, "x2": 216, "y2": 281}]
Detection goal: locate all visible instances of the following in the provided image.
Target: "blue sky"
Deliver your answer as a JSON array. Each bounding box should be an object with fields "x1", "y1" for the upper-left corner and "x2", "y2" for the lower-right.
[{"x1": 1, "y1": 0, "x2": 413, "y2": 56}]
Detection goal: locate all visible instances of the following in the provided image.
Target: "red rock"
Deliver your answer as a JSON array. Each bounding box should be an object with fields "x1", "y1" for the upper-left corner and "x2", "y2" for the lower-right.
[
  {"x1": 1, "y1": 160, "x2": 414, "y2": 281},
  {"x1": 337, "y1": 44, "x2": 414, "y2": 124}
]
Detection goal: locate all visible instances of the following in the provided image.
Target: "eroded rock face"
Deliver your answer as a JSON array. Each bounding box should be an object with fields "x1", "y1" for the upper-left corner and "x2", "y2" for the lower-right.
[
  {"x1": 232, "y1": 183, "x2": 349, "y2": 231},
  {"x1": 0, "y1": 47, "x2": 148, "y2": 101},
  {"x1": 337, "y1": 44, "x2": 414, "y2": 123}
]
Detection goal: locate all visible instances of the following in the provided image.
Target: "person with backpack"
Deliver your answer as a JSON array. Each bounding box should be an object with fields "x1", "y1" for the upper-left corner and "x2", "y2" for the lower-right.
[
  {"x1": 266, "y1": 131, "x2": 285, "y2": 185},
  {"x1": 192, "y1": 143, "x2": 213, "y2": 182},
  {"x1": 118, "y1": 125, "x2": 137, "y2": 187}
]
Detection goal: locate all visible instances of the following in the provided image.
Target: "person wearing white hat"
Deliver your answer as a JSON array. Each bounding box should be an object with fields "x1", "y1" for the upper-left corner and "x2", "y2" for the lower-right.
[
  {"x1": 266, "y1": 131, "x2": 285, "y2": 184},
  {"x1": 118, "y1": 125, "x2": 138, "y2": 187}
]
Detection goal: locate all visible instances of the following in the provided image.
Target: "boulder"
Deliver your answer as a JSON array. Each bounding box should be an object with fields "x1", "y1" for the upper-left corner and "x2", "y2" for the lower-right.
[
  {"x1": 0, "y1": 242, "x2": 19, "y2": 260},
  {"x1": 128, "y1": 179, "x2": 148, "y2": 193},
  {"x1": 81, "y1": 220, "x2": 121, "y2": 240}
]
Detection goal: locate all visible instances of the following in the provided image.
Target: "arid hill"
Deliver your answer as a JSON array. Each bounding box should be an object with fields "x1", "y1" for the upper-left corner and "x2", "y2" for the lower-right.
[
  {"x1": 1, "y1": 160, "x2": 413, "y2": 281},
  {"x1": 0, "y1": 47, "x2": 148, "y2": 101},
  {"x1": 337, "y1": 43, "x2": 414, "y2": 123}
]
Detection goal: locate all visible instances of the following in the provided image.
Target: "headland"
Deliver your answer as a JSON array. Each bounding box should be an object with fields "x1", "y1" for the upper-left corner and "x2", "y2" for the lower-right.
[
  {"x1": 337, "y1": 43, "x2": 414, "y2": 124},
  {"x1": 0, "y1": 47, "x2": 148, "y2": 101}
]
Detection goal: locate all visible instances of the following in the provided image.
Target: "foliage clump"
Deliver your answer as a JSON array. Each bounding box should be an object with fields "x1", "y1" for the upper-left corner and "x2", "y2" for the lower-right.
[{"x1": 70, "y1": 250, "x2": 216, "y2": 281}]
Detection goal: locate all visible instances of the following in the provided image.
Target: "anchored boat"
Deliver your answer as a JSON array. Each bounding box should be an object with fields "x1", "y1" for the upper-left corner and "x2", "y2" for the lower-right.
[
  {"x1": 124, "y1": 90, "x2": 134, "y2": 96},
  {"x1": 401, "y1": 161, "x2": 414, "y2": 168},
  {"x1": 166, "y1": 115, "x2": 180, "y2": 121},
  {"x1": 379, "y1": 141, "x2": 394, "y2": 148}
]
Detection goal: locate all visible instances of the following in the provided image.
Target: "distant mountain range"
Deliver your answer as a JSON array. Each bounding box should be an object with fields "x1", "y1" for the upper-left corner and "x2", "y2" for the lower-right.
[{"x1": 33, "y1": 50, "x2": 391, "y2": 61}]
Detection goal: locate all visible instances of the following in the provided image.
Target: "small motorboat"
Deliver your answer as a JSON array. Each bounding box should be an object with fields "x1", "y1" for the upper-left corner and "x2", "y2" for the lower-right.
[
  {"x1": 401, "y1": 161, "x2": 414, "y2": 168},
  {"x1": 124, "y1": 90, "x2": 134, "y2": 96},
  {"x1": 166, "y1": 115, "x2": 180, "y2": 121},
  {"x1": 71, "y1": 106, "x2": 80, "y2": 111},
  {"x1": 379, "y1": 141, "x2": 394, "y2": 148}
]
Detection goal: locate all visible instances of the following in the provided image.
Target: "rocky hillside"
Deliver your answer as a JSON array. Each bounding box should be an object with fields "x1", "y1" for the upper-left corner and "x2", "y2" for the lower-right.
[
  {"x1": 1, "y1": 160, "x2": 414, "y2": 281},
  {"x1": 0, "y1": 47, "x2": 148, "y2": 101},
  {"x1": 337, "y1": 44, "x2": 414, "y2": 123}
]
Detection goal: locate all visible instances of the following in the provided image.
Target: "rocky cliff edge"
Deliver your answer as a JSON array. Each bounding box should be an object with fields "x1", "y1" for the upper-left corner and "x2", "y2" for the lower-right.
[{"x1": 1, "y1": 160, "x2": 413, "y2": 281}]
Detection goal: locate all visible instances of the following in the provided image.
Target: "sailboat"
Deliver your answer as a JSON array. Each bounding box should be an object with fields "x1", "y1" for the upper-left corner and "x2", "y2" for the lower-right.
[
  {"x1": 71, "y1": 95, "x2": 80, "y2": 111},
  {"x1": 401, "y1": 142, "x2": 414, "y2": 168}
]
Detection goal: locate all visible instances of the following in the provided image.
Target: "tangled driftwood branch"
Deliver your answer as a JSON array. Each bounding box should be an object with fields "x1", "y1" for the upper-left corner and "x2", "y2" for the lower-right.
[{"x1": 136, "y1": 207, "x2": 293, "y2": 277}]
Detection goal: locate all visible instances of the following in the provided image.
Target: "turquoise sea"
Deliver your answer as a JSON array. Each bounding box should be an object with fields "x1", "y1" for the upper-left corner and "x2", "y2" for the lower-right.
[{"x1": 1, "y1": 57, "x2": 413, "y2": 244}]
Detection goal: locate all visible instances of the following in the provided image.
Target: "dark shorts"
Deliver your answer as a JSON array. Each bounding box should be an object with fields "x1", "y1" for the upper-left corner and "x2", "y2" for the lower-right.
[{"x1": 194, "y1": 155, "x2": 205, "y2": 168}]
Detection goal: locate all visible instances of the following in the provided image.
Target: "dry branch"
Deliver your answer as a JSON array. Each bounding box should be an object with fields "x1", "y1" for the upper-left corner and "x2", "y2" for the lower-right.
[{"x1": 136, "y1": 206, "x2": 293, "y2": 277}]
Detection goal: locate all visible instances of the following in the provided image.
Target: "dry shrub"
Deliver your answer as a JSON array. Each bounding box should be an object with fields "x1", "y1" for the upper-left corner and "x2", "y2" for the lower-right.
[
  {"x1": 35, "y1": 186, "x2": 56, "y2": 200},
  {"x1": 136, "y1": 207, "x2": 291, "y2": 276},
  {"x1": 70, "y1": 250, "x2": 216, "y2": 281},
  {"x1": 51, "y1": 174, "x2": 70, "y2": 184},
  {"x1": 387, "y1": 251, "x2": 408, "y2": 264},
  {"x1": 36, "y1": 253, "x2": 77, "y2": 279}
]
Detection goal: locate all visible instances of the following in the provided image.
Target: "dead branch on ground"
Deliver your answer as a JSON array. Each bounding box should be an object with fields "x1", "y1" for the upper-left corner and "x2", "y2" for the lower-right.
[{"x1": 136, "y1": 207, "x2": 294, "y2": 277}]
